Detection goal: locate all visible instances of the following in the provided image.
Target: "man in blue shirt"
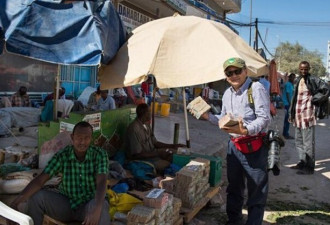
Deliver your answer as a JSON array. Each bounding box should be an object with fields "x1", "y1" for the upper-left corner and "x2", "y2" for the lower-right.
[
  {"x1": 97, "y1": 90, "x2": 116, "y2": 111},
  {"x1": 282, "y1": 73, "x2": 295, "y2": 139},
  {"x1": 199, "y1": 57, "x2": 271, "y2": 225},
  {"x1": 258, "y1": 75, "x2": 270, "y2": 94}
]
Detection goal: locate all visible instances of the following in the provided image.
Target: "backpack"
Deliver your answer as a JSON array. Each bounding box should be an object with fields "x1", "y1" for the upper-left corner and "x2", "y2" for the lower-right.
[{"x1": 248, "y1": 81, "x2": 276, "y2": 117}]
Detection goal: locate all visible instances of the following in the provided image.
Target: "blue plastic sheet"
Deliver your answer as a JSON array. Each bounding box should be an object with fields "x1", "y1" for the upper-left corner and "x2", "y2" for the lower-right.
[{"x1": 0, "y1": 0, "x2": 126, "y2": 65}]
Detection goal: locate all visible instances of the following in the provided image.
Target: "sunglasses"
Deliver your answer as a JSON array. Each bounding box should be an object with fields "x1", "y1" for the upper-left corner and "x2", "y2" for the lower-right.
[{"x1": 225, "y1": 68, "x2": 243, "y2": 77}]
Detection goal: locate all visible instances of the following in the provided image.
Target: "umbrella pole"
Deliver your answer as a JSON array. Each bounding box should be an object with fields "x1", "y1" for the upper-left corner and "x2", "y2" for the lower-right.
[
  {"x1": 53, "y1": 64, "x2": 60, "y2": 121},
  {"x1": 151, "y1": 85, "x2": 157, "y2": 134},
  {"x1": 182, "y1": 88, "x2": 190, "y2": 148}
]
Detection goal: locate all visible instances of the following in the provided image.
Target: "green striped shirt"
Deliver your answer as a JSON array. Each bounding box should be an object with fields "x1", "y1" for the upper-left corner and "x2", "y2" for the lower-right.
[{"x1": 44, "y1": 145, "x2": 108, "y2": 209}]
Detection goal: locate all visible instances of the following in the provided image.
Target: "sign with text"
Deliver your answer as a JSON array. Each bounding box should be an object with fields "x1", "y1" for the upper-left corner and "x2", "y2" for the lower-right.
[
  {"x1": 60, "y1": 122, "x2": 75, "y2": 133},
  {"x1": 164, "y1": 0, "x2": 187, "y2": 14},
  {"x1": 118, "y1": 3, "x2": 153, "y2": 32},
  {"x1": 83, "y1": 113, "x2": 101, "y2": 131}
]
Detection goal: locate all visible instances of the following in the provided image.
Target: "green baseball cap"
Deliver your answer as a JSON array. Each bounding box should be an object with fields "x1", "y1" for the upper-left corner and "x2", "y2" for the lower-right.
[{"x1": 223, "y1": 57, "x2": 246, "y2": 71}]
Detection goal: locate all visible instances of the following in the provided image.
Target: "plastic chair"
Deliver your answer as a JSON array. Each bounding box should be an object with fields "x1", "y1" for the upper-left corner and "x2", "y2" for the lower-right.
[{"x1": 0, "y1": 201, "x2": 33, "y2": 225}]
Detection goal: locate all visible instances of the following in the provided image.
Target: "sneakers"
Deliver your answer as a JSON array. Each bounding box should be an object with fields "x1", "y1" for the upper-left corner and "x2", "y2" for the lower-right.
[
  {"x1": 284, "y1": 135, "x2": 294, "y2": 140},
  {"x1": 290, "y1": 161, "x2": 305, "y2": 169},
  {"x1": 297, "y1": 167, "x2": 314, "y2": 175}
]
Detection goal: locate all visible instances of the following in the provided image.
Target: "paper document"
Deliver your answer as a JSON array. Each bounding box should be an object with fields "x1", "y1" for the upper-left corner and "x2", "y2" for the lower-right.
[
  {"x1": 219, "y1": 114, "x2": 239, "y2": 128},
  {"x1": 187, "y1": 96, "x2": 211, "y2": 119},
  {"x1": 146, "y1": 188, "x2": 165, "y2": 198}
]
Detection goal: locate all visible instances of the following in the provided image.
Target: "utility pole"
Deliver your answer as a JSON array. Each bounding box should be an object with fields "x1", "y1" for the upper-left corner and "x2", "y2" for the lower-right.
[
  {"x1": 254, "y1": 18, "x2": 258, "y2": 51},
  {"x1": 249, "y1": 0, "x2": 252, "y2": 46}
]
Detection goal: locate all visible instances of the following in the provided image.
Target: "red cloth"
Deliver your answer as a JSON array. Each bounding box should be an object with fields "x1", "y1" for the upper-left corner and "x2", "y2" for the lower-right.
[
  {"x1": 126, "y1": 86, "x2": 145, "y2": 105},
  {"x1": 141, "y1": 82, "x2": 149, "y2": 95},
  {"x1": 269, "y1": 60, "x2": 280, "y2": 95}
]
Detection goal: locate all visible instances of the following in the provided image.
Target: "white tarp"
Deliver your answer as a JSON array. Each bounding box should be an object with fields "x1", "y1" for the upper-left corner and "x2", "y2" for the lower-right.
[{"x1": 0, "y1": 107, "x2": 41, "y2": 135}]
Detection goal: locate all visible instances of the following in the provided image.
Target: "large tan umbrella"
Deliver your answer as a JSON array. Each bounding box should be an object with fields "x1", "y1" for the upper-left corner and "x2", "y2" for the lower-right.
[
  {"x1": 99, "y1": 14, "x2": 268, "y2": 89},
  {"x1": 99, "y1": 15, "x2": 268, "y2": 147}
]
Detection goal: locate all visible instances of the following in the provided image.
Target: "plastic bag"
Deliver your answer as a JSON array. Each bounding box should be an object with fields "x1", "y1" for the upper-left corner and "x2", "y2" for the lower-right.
[{"x1": 106, "y1": 188, "x2": 142, "y2": 220}]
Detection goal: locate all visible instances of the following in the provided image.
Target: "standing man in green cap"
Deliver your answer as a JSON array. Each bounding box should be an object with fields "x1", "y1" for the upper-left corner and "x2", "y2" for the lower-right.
[{"x1": 197, "y1": 57, "x2": 271, "y2": 225}]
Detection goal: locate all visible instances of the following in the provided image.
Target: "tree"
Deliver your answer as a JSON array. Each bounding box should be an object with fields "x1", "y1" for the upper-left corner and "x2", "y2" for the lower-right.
[{"x1": 274, "y1": 42, "x2": 326, "y2": 77}]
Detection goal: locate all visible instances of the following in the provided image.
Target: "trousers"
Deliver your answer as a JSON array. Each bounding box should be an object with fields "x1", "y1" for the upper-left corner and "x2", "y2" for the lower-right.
[
  {"x1": 226, "y1": 140, "x2": 269, "y2": 225},
  {"x1": 27, "y1": 189, "x2": 110, "y2": 225},
  {"x1": 295, "y1": 126, "x2": 315, "y2": 169},
  {"x1": 282, "y1": 105, "x2": 290, "y2": 137}
]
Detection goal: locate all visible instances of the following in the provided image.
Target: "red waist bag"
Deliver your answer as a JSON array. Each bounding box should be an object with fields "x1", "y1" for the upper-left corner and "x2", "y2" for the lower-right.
[{"x1": 231, "y1": 133, "x2": 266, "y2": 154}]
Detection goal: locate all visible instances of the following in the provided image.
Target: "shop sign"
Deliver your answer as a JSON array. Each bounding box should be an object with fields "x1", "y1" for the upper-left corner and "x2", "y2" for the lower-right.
[
  {"x1": 188, "y1": 0, "x2": 222, "y2": 19},
  {"x1": 186, "y1": 5, "x2": 207, "y2": 18},
  {"x1": 164, "y1": 0, "x2": 187, "y2": 14},
  {"x1": 60, "y1": 122, "x2": 75, "y2": 133},
  {"x1": 83, "y1": 113, "x2": 101, "y2": 131},
  {"x1": 118, "y1": 3, "x2": 153, "y2": 32}
]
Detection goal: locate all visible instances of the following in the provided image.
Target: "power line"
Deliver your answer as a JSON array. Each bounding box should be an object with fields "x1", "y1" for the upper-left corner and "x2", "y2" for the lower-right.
[
  {"x1": 226, "y1": 18, "x2": 330, "y2": 27},
  {"x1": 226, "y1": 18, "x2": 252, "y2": 27},
  {"x1": 258, "y1": 20, "x2": 330, "y2": 27},
  {"x1": 257, "y1": 29, "x2": 274, "y2": 58},
  {"x1": 225, "y1": 17, "x2": 330, "y2": 58}
]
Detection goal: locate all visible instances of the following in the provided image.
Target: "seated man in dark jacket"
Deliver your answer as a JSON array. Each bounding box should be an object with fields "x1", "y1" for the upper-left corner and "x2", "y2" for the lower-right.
[{"x1": 126, "y1": 103, "x2": 185, "y2": 174}]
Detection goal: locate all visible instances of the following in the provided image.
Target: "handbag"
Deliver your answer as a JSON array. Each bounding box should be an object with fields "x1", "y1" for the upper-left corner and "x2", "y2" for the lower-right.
[{"x1": 231, "y1": 133, "x2": 266, "y2": 154}]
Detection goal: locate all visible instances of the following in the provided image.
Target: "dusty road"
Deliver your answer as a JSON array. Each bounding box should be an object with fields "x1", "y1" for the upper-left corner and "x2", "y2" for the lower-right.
[{"x1": 154, "y1": 107, "x2": 330, "y2": 225}]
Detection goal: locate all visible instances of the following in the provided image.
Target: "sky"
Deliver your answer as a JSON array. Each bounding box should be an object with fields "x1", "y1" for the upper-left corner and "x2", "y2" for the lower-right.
[{"x1": 227, "y1": 0, "x2": 330, "y2": 65}]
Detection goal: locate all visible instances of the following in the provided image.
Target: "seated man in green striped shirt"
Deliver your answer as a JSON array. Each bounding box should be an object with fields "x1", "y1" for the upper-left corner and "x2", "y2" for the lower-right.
[{"x1": 9, "y1": 121, "x2": 110, "y2": 225}]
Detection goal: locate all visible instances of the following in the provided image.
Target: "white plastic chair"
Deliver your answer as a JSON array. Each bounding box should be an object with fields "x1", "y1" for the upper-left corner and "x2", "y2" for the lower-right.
[{"x1": 0, "y1": 201, "x2": 33, "y2": 225}]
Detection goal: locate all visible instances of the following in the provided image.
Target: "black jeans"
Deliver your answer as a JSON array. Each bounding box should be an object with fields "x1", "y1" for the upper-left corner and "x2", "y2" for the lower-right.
[{"x1": 226, "y1": 140, "x2": 269, "y2": 225}]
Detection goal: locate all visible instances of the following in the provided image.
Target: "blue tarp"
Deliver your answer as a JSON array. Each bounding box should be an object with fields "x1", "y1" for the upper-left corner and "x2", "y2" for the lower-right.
[{"x1": 0, "y1": 0, "x2": 126, "y2": 65}]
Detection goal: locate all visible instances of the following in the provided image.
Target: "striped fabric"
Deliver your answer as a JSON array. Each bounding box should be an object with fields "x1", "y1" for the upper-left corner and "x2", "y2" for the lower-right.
[
  {"x1": 44, "y1": 145, "x2": 108, "y2": 209},
  {"x1": 294, "y1": 78, "x2": 316, "y2": 129}
]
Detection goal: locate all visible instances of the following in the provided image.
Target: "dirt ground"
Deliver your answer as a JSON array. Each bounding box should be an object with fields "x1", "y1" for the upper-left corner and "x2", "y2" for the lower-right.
[
  {"x1": 153, "y1": 107, "x2": 330, "y2": 225},
  {"x1": 0, "y1": 107, "x2": 329, "y2": 225}
]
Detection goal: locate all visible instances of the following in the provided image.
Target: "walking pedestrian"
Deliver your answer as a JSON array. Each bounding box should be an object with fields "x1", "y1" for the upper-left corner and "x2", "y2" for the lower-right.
[
  {"x1": 282, "y1": 73, "x2": 295, "y2": 139},
  {"x1": 289, "y1": 61, "x2": 329, "y2": 175},
  {"x1": 196, "y1": 57, "x2": 271, "y2": 225}
]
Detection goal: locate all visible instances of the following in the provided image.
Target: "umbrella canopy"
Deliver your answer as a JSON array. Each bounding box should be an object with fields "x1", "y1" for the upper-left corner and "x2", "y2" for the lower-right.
[
  {"x1": 0, "y1": 0, "x2": 126, "y2": 65},
  {"x1": 269, "y1": 60, "x2": 280, "y2": 95},
  {"x1": 99, "y1": 15, "x2": 268, "y2": 89}
]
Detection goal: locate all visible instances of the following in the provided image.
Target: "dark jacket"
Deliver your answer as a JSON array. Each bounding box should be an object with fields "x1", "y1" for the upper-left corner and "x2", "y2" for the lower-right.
[{"x1": 289, "y1": 74, "x2": 329, "y2": 120}]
